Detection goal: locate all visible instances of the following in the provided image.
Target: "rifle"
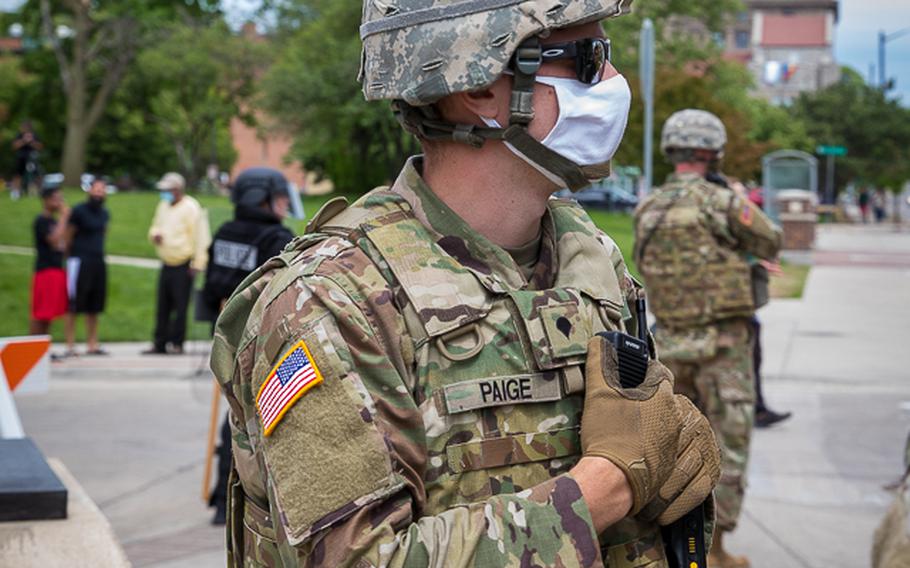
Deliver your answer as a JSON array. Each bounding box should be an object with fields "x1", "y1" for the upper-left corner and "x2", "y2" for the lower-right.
[{"x1": 597, "y1": 296, "x2": 707, "y2": 568}]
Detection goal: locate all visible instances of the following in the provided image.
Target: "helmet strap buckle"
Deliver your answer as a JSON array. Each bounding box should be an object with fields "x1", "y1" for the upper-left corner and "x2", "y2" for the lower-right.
[{"x1": 509, "y1": 38, "x2": 541, "y2": 126}]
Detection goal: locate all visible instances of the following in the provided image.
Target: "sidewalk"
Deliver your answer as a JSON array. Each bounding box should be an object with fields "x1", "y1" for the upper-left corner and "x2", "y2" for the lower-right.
[
  {"x1": 0, "y1": 244, "x2": 159, "y2": 269},
  {"x1": 729, "y1": 223, "x2": 910, "y2": 567},
  {"x1": 15, "y1": 342, "x2": 225, "y2": 567},
  {"x1": 11, "y1": 223, "x2": 910, "y2": 567}
]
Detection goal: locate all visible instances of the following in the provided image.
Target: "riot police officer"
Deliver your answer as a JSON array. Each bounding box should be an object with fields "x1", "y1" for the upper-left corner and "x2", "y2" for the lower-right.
[{"x1": 202, "y1": 167, "x2": 295, "y2": 524}]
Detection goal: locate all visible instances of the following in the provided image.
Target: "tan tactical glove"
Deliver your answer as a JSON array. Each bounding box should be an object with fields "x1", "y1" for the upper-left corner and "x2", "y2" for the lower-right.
[
  {"x1": 580, "y1": 336, "x2": 681, "y2": 516},
  {"x1": 638, "y1": 396, "x2": 722, "y2": 526}
]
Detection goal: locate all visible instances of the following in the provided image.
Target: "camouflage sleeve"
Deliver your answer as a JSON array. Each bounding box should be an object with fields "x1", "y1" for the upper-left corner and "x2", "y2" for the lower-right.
[
  {"x1": 710, "y1": 190, "x2": 782, "y2": 261},
  {"x1": 241, "y1": 245, "x2": 604, "y2": 567}
]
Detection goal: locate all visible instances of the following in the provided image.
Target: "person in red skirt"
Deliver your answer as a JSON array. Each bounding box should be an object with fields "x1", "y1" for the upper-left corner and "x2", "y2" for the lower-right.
[{"x1": 30, "y1": 186, "x2": 70, "y2": 336}]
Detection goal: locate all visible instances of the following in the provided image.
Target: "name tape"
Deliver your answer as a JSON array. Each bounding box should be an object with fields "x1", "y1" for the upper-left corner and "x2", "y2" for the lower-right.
[{"x1": 443, "y1": 373, "x2": 562, "y2": 414}]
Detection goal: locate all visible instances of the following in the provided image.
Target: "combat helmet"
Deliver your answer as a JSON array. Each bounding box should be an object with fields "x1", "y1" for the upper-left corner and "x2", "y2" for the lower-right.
[
  {"x1": 660, "y1": 109, "x2": 727, "y2": 163},
  {"x1": 359, "y1": 0, "x2": 633, "y2": 191},
  {"x1": 232, "y1": 167, "x2": 290, "y2": 208}
]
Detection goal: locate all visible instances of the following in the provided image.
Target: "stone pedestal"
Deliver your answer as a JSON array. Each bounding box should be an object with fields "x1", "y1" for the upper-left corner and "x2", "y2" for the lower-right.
[{"x1": 777, "y1": 190, "x2": 818, "y2": 251}]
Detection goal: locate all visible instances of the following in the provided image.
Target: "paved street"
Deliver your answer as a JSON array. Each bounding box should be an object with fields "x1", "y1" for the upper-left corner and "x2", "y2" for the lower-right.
[
  {"x1": 732, "y1": 223, "x2": 910, "y2": 567},
  {"x1": 11, "y1": 222, "x2": 910, "y2": 567}
]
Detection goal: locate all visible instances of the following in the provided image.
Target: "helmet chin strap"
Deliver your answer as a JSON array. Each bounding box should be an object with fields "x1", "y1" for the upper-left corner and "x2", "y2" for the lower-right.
[{"x1": 392, "y1": 37, "x2": 593, "y2": 192}]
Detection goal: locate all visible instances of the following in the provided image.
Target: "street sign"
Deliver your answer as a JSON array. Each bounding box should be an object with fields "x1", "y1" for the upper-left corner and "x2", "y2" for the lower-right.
[{"x1": 817, "y1": 145, "x2": 847, "y2": 156}]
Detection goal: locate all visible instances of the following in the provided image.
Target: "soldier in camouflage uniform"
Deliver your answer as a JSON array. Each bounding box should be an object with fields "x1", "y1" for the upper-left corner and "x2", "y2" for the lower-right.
[
  {"x1": 633, "y1": 110, "x2": 782, "y2": 568},
  {"x1": 211, "y1": 3, "x2": 722, "y2": 566},
  {"x1": 872, "y1": 433, "x2": 910, "y2": 568}
]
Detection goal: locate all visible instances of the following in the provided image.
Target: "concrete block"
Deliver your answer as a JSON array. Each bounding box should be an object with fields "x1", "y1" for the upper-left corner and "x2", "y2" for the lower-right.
[{"x1": 0, "y1": 459, "x2": 130, "y2": 567}]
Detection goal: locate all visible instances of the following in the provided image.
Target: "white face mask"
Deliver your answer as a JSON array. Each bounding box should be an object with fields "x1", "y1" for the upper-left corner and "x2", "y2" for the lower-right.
[{"x1": 482, "y1": 73, "x2": 632, "y2": 186}]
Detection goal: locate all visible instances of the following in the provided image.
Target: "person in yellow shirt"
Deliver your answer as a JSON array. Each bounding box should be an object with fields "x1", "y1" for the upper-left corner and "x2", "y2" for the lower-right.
[{"x1": 143, "y1": 172, "x2": 210, "y2": 355}]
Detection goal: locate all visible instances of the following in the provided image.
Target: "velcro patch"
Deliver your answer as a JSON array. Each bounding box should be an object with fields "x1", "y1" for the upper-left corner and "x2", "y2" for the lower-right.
[
  {"x1": 257, "y1": 340, "x2": 324, "y2": 436},
  {"x1": 740, "y1": 203, "x2": 754, "y2": 226},
  {"x1": 443, "y1": 373, "x2": 562, "y2": 414}
]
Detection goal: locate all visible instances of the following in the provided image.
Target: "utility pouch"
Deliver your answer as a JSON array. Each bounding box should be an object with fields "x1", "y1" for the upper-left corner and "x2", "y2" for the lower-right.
[{"x1": 751, "y1": 263, "x2": 770, "y2": 309}]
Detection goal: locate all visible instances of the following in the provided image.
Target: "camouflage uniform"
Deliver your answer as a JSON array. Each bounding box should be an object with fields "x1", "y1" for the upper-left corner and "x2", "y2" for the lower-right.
[
  {"x1": 211, "y1": 157, "x2": 676, "y2": 567},
  {"x1": 634, "y1": 171, "x2": 781, "y2": 533},
  {"x1": 872, "y1": 435, "x2": 910, "y2": 568}
]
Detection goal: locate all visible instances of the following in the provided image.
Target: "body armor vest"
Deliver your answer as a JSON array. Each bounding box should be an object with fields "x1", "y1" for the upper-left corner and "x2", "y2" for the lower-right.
[
  {"x1": 314, "y1": 190, "x2": 661, "y2": 564},
  {"x1": 636, "y1": 179, "x2": 754, "y2": 328},
  {"x1": 231, "y1": 189, "x2": 666, "y2": 566}
]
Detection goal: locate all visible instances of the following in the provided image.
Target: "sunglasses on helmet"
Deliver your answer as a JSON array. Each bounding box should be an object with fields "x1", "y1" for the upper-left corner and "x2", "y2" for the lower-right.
[{"x1": 523, "y1": 38, "x2": 612, "y2": 84}]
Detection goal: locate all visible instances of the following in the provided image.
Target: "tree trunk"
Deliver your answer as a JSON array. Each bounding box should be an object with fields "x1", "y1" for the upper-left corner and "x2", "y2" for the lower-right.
[
  {"x1": 62, "y1": 69, "x2": 88, "y2": 188},
  {"x1": 62, "y1": 120, "x2": 88, "y2": 188}
]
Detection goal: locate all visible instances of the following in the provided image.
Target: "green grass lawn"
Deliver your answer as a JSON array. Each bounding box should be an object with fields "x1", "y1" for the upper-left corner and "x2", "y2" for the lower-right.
[
  {"x1": 0, "y1": 188, "x2": 639, "y2": 342},
  {"x1": 586, "y1": 209, "x2": 638, "y2": 278},
  {"x1": 0, "y1": 252, "x2": 202, "y2": 342},
  {"x1": 0, "y1": 188, "x2": 335, "y2": 258},
  {"x1": 770, "y1": 261, "x2": 810, "y2": 299}
]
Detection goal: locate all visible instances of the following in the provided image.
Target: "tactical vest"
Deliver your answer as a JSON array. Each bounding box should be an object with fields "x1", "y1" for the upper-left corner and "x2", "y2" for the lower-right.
[
  {"x1": 636, "y1": 179, "x2": 754, "y2": 328},
  {"x1": 233, "y1": 189, "x2": 666, "y2": 567}
]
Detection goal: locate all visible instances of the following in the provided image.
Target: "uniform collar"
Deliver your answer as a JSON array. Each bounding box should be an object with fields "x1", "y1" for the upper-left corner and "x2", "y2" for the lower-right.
[
  {"x1": 390, "y1": 157, "x2": 557, "y2": 291},
  {"x1": 665, "y1": 172, "x2": 705, "y2": 184}
]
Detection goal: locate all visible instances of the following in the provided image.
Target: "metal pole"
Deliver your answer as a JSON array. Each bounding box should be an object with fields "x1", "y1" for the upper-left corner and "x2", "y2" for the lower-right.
[
  {"x1": 640, "y1": 19, "x2": 655, "y2": 195},
  {"x1": 879, "y1": 30, "x2": 886, "y2": 88},
  {"x1": 825, "y1": 154, "x2": 835, "y2": 205}
]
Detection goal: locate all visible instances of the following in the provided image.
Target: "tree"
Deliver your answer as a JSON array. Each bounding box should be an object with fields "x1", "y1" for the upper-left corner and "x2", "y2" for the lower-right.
[
  {"x1": 790, "y1": 68, "x2": 910, "y2": 207},
  {"x1": 33, "y1": 0, "x2": 220, "y2": 186},
  {"x1": 260, "y1": 0, "x2": 416, "y2": 193},
  {"x1": 618, "y1": 62, "x2": 771, "y2": 183},
  {"x1": 605, "y1": 1, "x2": 797, "y2": 182},
  {"x1": 128, "y1": 21, "x2": 269, "y2": 186}
]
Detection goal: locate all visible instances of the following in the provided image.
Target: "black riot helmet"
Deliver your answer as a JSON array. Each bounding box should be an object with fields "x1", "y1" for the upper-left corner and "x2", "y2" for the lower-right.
[{"x1": 232, "y1": 167, "x2": 290, "y2": 208}]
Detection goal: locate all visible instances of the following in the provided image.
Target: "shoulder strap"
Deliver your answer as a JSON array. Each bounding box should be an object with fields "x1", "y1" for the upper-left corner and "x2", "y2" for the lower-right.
[
  {"x1": 362, "y1": 204, "x2": 491, "y2": 338},
  {"x1": 548, "y1": 200, "x2": 623, "y2": 306}
]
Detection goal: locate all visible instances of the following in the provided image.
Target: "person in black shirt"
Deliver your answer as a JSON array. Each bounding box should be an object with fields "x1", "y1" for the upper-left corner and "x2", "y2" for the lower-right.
[
  {"x1": 11, "y1": 121, "x2": 43, "y2": 199},
  {"x1": 30, "y1": 187, "x2": 70, "y2": 335},
  {"x1": 201, "y1": 167, "x2": 295, "y2": 525},
  {"x1": 64, "y1": 179, "x2": 110, "y2": 356}
]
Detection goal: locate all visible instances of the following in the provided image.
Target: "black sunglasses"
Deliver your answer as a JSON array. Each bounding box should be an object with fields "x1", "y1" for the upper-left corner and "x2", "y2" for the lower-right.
[{"x1": 538, "y1": 38, "x2": 612, "y2": 84}]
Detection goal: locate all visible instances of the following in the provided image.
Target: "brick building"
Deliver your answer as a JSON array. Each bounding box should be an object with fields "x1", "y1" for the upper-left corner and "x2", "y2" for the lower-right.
[
  {"x1": 229, "y1": 23, "x2": 313, "y2": 192},
  {"x1": 722, "y1": 0, "x2": 841, "y2": 103}
]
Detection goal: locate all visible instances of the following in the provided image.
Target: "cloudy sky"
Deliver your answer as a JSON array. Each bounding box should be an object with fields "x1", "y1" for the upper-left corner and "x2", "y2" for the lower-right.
[
  {"x1": 5, "y1": 0, "x2": 910, "y2": 102},
  {"x1": 835, "y1": 0, "x2": 910, "y2": 103}
]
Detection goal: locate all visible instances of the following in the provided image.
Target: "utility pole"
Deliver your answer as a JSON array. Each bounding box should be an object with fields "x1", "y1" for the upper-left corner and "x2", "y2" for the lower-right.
[
  {"x1": 878, "y1": 27, "x2": 910, "y2": 90},
  {"x1": 640, "y1": 18, "x2": 655, "y2": 196}
]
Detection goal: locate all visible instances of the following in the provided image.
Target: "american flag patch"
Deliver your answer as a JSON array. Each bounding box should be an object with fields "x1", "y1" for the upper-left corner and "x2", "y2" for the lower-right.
[
  {"x1": 740, "y1": 203, "x2": 754, "y2": 226},
  {"x1": 256, "y1": 340, "x2": 324, "y2": 436}
]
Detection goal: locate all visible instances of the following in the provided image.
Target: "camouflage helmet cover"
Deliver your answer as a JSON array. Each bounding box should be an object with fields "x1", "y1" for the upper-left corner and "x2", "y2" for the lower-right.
[
  {"x1": 359, "y1": 0, "x2": 633, "y2": 105},
  {"x1": 660, "y1": 109, "x2": 727, "y2": 155}
]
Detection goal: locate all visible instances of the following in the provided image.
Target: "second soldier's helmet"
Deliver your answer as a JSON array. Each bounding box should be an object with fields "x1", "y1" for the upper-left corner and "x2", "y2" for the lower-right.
[
  {"x1": 232, "y1": 168, "x2": 290, "y2": 208},
  {"x1": 660, "y1": 109, "x2": 727, "y2": 159}
]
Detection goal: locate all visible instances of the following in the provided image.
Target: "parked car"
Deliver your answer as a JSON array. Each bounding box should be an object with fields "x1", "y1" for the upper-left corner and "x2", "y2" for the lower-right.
[
  {"x1": 41, "y1": 173, "x2": 117, "y2": 194},
  {"x1": 556, "y1": 180, "x2": 639, "y2": 212}
]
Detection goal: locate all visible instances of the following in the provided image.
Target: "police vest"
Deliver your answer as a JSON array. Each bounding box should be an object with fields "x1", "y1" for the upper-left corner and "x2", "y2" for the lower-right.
[
  {"x1": 635, "y1": 179, "x2": 754, "y2": 328},
  {"x1": 203, "y1": 219, "x2": 292, "y2": 311}
]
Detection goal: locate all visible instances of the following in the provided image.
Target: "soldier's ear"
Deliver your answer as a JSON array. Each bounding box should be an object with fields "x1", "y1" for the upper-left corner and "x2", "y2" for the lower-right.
[{"x1": 437, "y1": 75, "x2": 509, "y2": 126}]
